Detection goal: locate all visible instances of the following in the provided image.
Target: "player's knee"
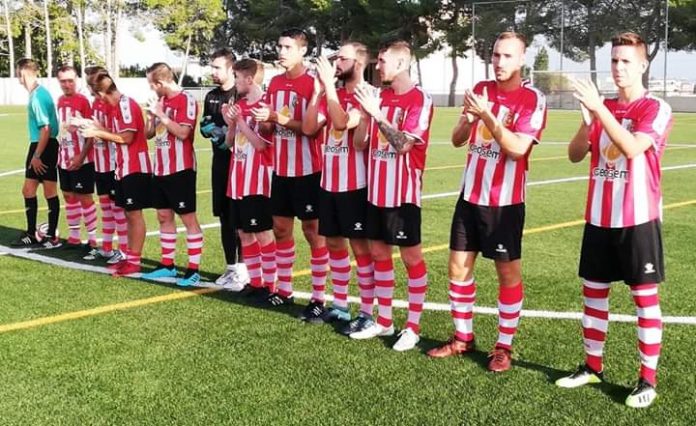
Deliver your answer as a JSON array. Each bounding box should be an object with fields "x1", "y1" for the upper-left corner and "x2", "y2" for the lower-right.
[{"x1": 156, "y1": 209, "x2": 174, "y2": 224}]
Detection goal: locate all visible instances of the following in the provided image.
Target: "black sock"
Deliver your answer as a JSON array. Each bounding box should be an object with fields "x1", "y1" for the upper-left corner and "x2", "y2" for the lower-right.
[
  {"x1": 46, "y1": 196, "x2": 60, "y2": 238},
  {"x1": 220, "y1": 213, "x2": 238, "y2": 265},
  {"x1": 25, "y1": 197, "x2": 38, "y2": 234}
]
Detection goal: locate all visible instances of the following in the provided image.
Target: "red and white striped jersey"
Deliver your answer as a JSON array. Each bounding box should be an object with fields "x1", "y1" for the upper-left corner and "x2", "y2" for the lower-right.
[
  {"x1": 152, "y1": 91, "x2": 198, "y2": 176},
  {"x1": 367, "y1": 86, "x2": 433, "y2": 208},
  {"x1": 57, "y1": 93, "x2": 93, "y2": 169},
  {"x1": 111, "y1": 95, "x2": 152, "y2": 179},
  {"x1": 227, "y1": 97, "x2": 274, "y2": 199},
  {"x1": 319, "y1": 88, "x2": 368, "y2": 192},
  {"x1": 460, "y1": 80, "x2": 547, "y2": 207},
  {"x1": 585, "y1": 94, "x2": 672, "y2": 228},
  {"x1": 265, "y1": 71, "x2": 322, "y2": 177},
  {"x1": 92, "y1": 98, "x2": 116, "y2": 173}
]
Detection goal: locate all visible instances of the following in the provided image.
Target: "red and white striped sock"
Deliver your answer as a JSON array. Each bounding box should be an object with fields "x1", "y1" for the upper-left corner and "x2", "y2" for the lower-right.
[
  {"x1": 260, "y1": 241, "x2": 277, "y2": 292},
  {"x1": 329, "y1": 249, "x2": 351, "y2": 310},
  {"x1": 450, "y1": 278, "x2": 476, "y2": 342},
  {"x1": 496, "y1": 282, "x2": 524, "y2": 350},
  {"x1": 81, "y1": 200, "x2": 98, "y2": 247},
  {"x1": 65, "y1": 197, "x2": 81, "y2": 244},
  {"x1": 632, "y1": 283, "x2": 662, "y2": 386},
  {"x1": 582, "y1": 280, "x2": 611, "y2": 373},
  {"x1": 160, "y1": 232, "x2": 177, "y2": 268},
  {"x1": 99, "y1": 195, "x2": 114, "y2": 252},
  {"x1": 127, "y1": 249, "x2": 141, "y2": 267},
  {"x1": 186, "y1": 232, "x2": 203, "y2": 271},
  {"x1": 243, "y1": 241, "x2": 263, "y2": 288},
  {"x1": 405, "y1": 261, "x2": 428, "y2": 334},
  {"x1": 355, "y1": 254, "x2": 374, "y2": 316},
  {"x1": 310, "y1": 247, "x2": 329, "y2": 303},
  {"x1": 275, "y1": 239, "x2": 295, "y2": 297},
  {"x1": 374, "y1": 259, "x2": 395, "y2": 328},
  {"x1": 113, "y1": 204, "x2": 127, "y2": 252}
]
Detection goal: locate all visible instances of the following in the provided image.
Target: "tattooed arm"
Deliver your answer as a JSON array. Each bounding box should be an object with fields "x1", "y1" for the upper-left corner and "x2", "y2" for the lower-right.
[{"x1": 375, "y1": 117, "x2": 417, "y2": 154}]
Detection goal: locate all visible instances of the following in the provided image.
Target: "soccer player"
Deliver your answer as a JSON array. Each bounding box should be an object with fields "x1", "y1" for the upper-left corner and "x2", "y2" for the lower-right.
[
  {"x1": 55, "y1": 65, "x2": 99, "y2": 256},
  {"x1": 11, "y1": 58, "x2": 61, "y2": 249},
  {"x1": 142, "y1": 63, "x2": 203, "y2": 287},
  {"x1": 555, "y1": 32, "x2": 672, "y2": 409},
  {"x1": 221, "y1": 59, "x2": 276, "y2": 298},
  {"x1": 84, "y1": 66, "x2": 128, "y2": 264},
  {"x1": 80, "y1": 74, "x2": 152, "y2": 277},
  {"x1": 252, "y1": 28, "x2": 329, "y2": 313},
  {"x1": 302, "y1": 43, "x2": 375, "y2": 329},
  {"x1": 350, "y1": 39, "x2": 434, "y2": 352},
  {"x1": 199, "y1": 49, "x2": 249, "y2": 289},
  {"x1": 426, "y1": 32, "x2": 547, "y2": 371}
]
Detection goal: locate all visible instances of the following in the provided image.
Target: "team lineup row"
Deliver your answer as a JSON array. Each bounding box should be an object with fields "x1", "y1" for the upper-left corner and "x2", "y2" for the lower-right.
[{"x1": 12, "y1": 28, "x2": 672, "y2": 409}]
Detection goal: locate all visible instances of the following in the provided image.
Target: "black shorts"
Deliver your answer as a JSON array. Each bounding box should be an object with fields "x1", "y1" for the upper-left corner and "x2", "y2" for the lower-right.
[
  {"x1": 152, "y1": 169, "x2": 197, "y2": 214},
  {"x1": 25, "y1": 139, "x2": 59, "y2": 182},
  {"x1": 58, "y1": 163, "x2": 95, "y2": 194},
  {"x1": 212, "y1": 151, "x2": 231, "y2": 217},
  {"x1": 114, "y1": 173, "x2": 152, "y2": 211},
  {"x1": 95, "y1": 171, "x2": 117, "y2": 199},
  {"x1": 271, "y1": 172, "x2": 321, "y2": 220},
  {"x1": 366, "y1": 203, "x2": 421, "y2": 247},
  {"x1": 319, "y1": 188, "x2": 369, "y2": 239},
  {"x1": 228, "y1": 195, "x2": 273, "y2": 233},
  {"x1": 579, "y1": 220, "x2": 664, "y2": 285},
  {"x1": 449, "y1": 197, "x2": 525, "y2": 261}
]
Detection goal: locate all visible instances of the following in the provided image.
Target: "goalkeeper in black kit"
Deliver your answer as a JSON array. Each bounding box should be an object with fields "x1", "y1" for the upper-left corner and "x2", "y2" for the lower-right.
[{"x1": 200, "y1": 48, "x2": 249, "y2": 288}]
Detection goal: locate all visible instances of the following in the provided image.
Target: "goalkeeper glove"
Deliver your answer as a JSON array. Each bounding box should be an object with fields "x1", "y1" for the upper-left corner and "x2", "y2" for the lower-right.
[{"x1": 200, "y1": 115, "x2": 216, "y2": 138}]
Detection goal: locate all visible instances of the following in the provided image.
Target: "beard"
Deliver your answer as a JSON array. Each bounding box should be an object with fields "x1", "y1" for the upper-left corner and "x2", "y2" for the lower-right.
[{"x1": 336, "y1": 64, "x2": 356, "y2": 82}]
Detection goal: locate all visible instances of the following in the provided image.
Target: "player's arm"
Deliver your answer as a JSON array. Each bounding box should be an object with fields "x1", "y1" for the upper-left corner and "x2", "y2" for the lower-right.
[
  {"x1": 451, "y1": 113, "x2": 475, "y2": 148},
  {"x1": 199, "y1": 94, "x2": 213, "y2": 138},
  {"x1": 573, "y1": 78, "x2": 651, "y2": 159},
  {"x1": 352, "y1": 111, "x2": 370, "y2": 152},
  {"x1": 29, "y1": 125, "x2": 51, "y2": 174},
  {"x1": 464, "y1": 88, "x2": 533, "y2": 159},
  {"x1": 237, "y1": 117, "x2": 271, "y2": 151},
  {"x1": 568, "y1": 123, "x2": 591, "y2": 163},
  {"x1": 149, "y1": 99, "x2": 192, "y2": 140},
  {"x1": 301, "y1": 83, "x2": 326, "y2": 137},
  {"x1": 354, "y1": 84, "x2": 415, "y2": 154},
  {"x1": 145, "y1": 112, "x2": 156, "y2": 139},
  {"x1": 592, "y1": 107, "x2": 652, "y2": 159},
  {"x1": 80, "y1": 127, "x2": 132, "y2": 145}
]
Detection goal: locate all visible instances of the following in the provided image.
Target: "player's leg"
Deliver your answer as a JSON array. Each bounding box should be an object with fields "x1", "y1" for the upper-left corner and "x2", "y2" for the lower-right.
[
  {"x1": 11, "y1": 178, "x2": 41, "y2": 246},
  {"x1": 427, "y1": 249, "x2": 478, "y2": 358},
  {"x1": 339, "y1": 237, "x2": 373, "y2": 335},
  {"x1": 267, "y1": 174, "x2": 297, "y2": 306},
  {"x1": 41, "y1": 180, "x2": 61, "y2": 247},
  {"x1": 176, "y1": 211, "x2": 203, "y2": 287}
]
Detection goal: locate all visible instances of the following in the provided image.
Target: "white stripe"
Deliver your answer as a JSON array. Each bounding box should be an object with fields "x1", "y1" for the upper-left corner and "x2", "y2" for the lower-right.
[
  {"x1": 422, "y1": 163, "x2": 696, "y2": 200},
  {"x1": 638, "y1": 327, "x2": 663, "y2": 345},
  {"x1": 583, "y1": 280, "x2": 612, "y2": 290},
  {"x1": 639, "y1": 352, "x2": 660, "y2": 369},
  {"x1": 582, "y1": 316, "x2": 608, "y2": 333},
  {"x1": 1, "y1": 243, "x2": 694, "y2": 325},
  {"x1": 0, "y1": 169, "x2": 25, "y2": 178},
  {"x1": 584, "y1": 297, "x2": 609, "y2": 312},
  {"x1": 498, "y1": 300, "x2": 523, "y2": 314},
  {"x1": 637, "y1": 306, "x2": 662, "y2": 319}
]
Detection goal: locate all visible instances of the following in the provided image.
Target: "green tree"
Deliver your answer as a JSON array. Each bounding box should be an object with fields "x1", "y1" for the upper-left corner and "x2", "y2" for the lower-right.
[{"x1": 145, "y1": 0, "x2": 226, "y2": 83}]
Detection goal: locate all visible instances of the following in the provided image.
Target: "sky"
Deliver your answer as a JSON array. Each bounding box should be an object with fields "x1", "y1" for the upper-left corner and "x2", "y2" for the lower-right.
[{"x1": 117, "y1": 24, "x2": 696, "y2": 83}]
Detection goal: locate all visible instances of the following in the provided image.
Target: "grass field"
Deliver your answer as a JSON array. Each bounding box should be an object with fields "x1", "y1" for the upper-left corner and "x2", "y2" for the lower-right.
[{"x1": 0, "y1": 104, "x2": 695, "y2": 425}]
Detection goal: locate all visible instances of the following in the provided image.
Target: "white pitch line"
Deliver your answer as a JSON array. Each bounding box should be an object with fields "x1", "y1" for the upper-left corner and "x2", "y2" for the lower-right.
[
  {"x1": 422, "y1": 163, "x2": 696, "y2": 201},
  {"x1": 0, "y1": 169, "x2": 24, "y2": 178},
  {"x1": 1, "y1": 244, "x2": 694, "y2": 326}
]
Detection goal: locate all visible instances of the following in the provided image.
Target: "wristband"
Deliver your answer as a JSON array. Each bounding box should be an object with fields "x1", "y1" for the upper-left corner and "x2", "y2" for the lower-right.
[{"x1": 33, "y1": 153, "x2": 41, "y2": 159}]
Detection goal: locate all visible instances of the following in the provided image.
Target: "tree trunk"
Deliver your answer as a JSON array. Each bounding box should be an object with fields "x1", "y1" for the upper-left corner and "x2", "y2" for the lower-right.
[
  {"x1": 448, "y1": 51, "x2": 458, "y2": 107},
  {"x1": 105, "y1": 0, "x2": 112, "y2": 74},
  {"x1": 645, "y1": 42, "x2": 660, "y2": 89},
  {"x1": 416, "y1": 55, "x2": 423, "y2": 87},
  {"x1": 483, "y1": 50, "x2": 490, "y2": 80},
  {"x1": 3, "y1": 0, "x2": 14, "y2": 77},
  {"x1": 587, "y1": 5, "x2": 597, "y2": 86},
  {"x1": 111, "y1": 0, "x2": 122, "y2": 78},
  {"x1": 178, "y1": 33, "x2": 192, "y2": 86},
  {"x1": 43, "y1": 0, "x2": 52, "y2": 77},
  {"x1": 75, "y1": 0, "x2": 85, "y2": 77},
  {"x1": 25, "y1": 0, "x2": 34, "y2": 58}
]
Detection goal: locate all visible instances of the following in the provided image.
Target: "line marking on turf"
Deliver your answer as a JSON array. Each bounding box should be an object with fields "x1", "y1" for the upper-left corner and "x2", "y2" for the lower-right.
[
  {"x1": 1, "y1": 196, "x2": 695, "y2": 334},
  {"x1": 0, "y1": 168, "x2": 24, "y2": 178},
  {"x1": 2, "y1": 162, "x2": 696, "y2": 216}
]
